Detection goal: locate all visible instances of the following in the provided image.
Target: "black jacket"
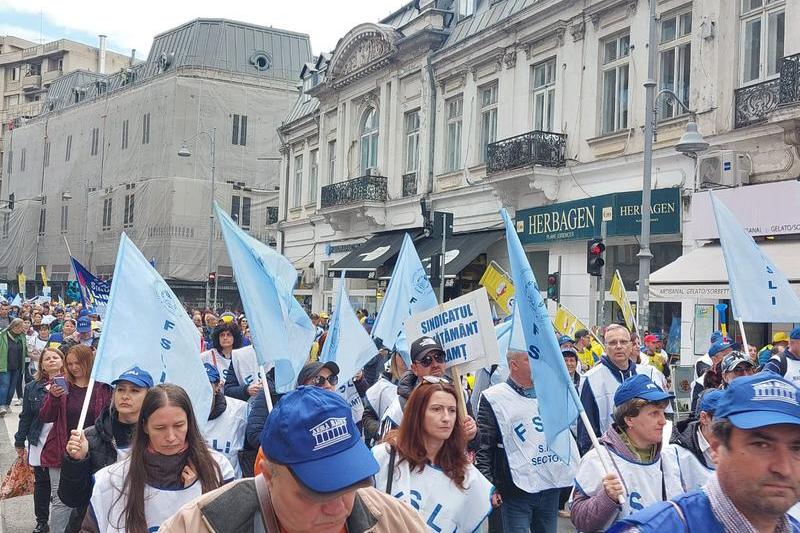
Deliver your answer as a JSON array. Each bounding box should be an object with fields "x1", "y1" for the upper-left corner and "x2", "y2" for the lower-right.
[
  {"x1": 475, "y1": 378, "x2": 528, "y2": 498},
  {"x1": 15, "y1": 379, "x2": 49, "y2": 449},
  {"x1": 58, "y1": 406, "x2": 134, "y2": 509},
  {"x1": 244, "y1": 370, "x2": 280, "y2": 451},
  {"x1": 669, "y1": 419, "x2": 713, "y2": 470}
]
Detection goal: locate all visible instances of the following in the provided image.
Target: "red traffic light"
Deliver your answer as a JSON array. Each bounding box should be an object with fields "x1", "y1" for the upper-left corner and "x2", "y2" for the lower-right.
[
  {"x1": 589, "y1": 242, "x2": 605, "y2": 256},
  {"x1": 547, "y1": 274, "x2": 558, "y2": 285}
]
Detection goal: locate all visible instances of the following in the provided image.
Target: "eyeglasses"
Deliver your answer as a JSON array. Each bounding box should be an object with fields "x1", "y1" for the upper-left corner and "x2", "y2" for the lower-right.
[
  {"x1": 607, "y1": 340, "x2": 631, "y2": 347},
  {"x1": 421, "y1": 375, "x2": 451, "y2": 385},
  {"x1": 415, "y1": 352, "x2": 445, "y2": 368},
  {"x1": 311, "y1": 374, "x2": 339, "y2": 387}
]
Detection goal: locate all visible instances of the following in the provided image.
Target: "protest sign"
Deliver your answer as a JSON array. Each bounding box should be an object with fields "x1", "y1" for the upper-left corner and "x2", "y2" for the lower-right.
[{"x1": 404, "y1": 287, "x2": 499, "y2": 372}]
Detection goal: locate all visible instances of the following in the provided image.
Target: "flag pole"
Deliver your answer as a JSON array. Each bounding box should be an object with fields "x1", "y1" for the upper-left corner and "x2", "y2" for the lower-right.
[
  {"x1": 75, "y1": 377, "x2": 96, "y2": 435},
  {"x1": 260, "y1": 364, "x2": 273, "y2": 412},
  {"x1": 62, "y1": 235, "x2": 74, "y2": 258},
  {"x1": 736, "y1": 318, "x2": 750, "y2": 358}
]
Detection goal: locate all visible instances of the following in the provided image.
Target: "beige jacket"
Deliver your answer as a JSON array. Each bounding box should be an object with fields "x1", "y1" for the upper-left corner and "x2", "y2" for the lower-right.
[{"x1": 159, "y1": 477, "x2": 427, "y2": 533}]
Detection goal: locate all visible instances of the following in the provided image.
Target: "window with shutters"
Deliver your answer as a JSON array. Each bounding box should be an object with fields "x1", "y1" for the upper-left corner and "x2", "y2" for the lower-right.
[
  {"x1": 123, "y1": 193, "x2": 135, "y2": 228},
  {"x1": 232, "y1": 114, "x2": 248, "y2": 146}
]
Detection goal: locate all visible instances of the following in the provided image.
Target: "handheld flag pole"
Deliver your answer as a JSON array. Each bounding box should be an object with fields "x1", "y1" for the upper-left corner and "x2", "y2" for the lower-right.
[
  {"x1": 260, "y1": 364, "x2": 273, "y2": 412},
  {"x1": 75, "y1": 377, "x2": 96, "y2": 435}
]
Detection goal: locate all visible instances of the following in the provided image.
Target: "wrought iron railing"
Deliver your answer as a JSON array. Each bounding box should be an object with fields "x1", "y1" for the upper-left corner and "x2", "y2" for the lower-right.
[
  {"x1": 779, "y1": 53, "x2": 800, "y2": 105},
  {"x1": 266, "y1": 206, "x2": 278, "y2": 225},
  {"x1": 402, "y1": 173, "x2": 417, "y2": 197},
  {"x1": 320, "y1": 174, "x2": 387, "y2": 208},
  {"x1": 734, "y1": 79, "x2": 780, "y2": 128},
  {"x1": 486, "y1": 130, "x2": 567, "y2": 174}
]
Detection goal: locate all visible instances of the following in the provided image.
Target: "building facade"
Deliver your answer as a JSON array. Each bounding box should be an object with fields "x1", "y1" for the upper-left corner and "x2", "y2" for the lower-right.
[
  {"x1": 279, "y1": 0, "x2": 800, "y2": 362},
  {"x1": 1, "y1": 19, "x2": 311, "y2": 307}
]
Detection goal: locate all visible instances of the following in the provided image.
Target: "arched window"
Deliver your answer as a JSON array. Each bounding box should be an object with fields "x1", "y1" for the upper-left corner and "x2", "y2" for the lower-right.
[{"x1": 360, "y1": 107, "x2": 379, "y2": 175}]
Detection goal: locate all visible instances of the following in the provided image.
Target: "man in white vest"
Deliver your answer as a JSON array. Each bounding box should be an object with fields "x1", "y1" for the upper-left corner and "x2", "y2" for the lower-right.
[
  {"x1": 203, "y1": 363, "x2": 248, "y2": 478},
  {"x1": 578, "y1": 324, "x2": 665, "y2": 455},
  {"x1": 477, "y1": 350, "x2": 578, "y2": 533},
  {"x1": 763, "y1": 326, "x2": 800, "y2": 386}
]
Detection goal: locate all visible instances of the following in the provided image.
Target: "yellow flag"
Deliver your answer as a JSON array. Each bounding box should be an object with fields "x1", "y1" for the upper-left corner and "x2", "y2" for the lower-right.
[
  {"x1": 17, "y1": 272, "x2": 26, "y2": 295},
  {"x1": 40, "y1": 266, "x2": 48, "y2": 288},
  {"x1": 479, "y1": 261, "x2": 515, "y2": 313},
  {"x1": 609, "y1": 270, "x2": 637, "y2": 331},
  {"x1": 553, "y1": 304, "x2": 590, "y2": 338}
]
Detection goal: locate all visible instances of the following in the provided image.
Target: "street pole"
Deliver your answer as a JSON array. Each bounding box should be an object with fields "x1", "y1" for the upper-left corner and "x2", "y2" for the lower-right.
[
  {"x1": 597, "y1": 218, "x2": 608, "y2": 327},
  {"x1": 205, "y1": 128, "x2": 216, "y2": 311},
  {"x1": 439, "y1": 212, "x2": 446, "y2": 304},
  {"x1": 637, "y1": 0, "x2": 657, "y2": 335}
]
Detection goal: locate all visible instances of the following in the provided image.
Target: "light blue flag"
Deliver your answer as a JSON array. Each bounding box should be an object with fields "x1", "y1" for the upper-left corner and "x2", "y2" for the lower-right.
[
  {"x1": 92, "y1": 234, "x2": 212, "y2": 426},
  {"x1": 215, "y1": 204, "x2": 315, "y2": 393},
  {"x1": 10, "y1": 294, "x2": 21, "y2": 307},
  {"x1": 371, "y1": 234, "x2": 438, "y2": 366},
  {"x1": 711, "y1": 194, "x2": 800, "y2": 322},
  {"x1": 501, "y1": 208, "x2": 580, "y2": 464},
  {"x1": 320, "y1": 273, "x2": 378, "y2": 384}
]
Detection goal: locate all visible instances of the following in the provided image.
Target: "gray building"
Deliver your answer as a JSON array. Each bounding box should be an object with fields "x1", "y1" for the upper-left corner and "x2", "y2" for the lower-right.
[{"x1": 0, "y1": 19, "x2": 312, "y2": 306}]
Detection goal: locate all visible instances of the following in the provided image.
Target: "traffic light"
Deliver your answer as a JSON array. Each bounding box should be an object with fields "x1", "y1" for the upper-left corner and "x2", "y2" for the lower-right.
[
  {"x1": 546, "y1": 272, "x2": 560, "y2": 302},
  {"x1": 208, "y1": 271, "x2": 216, "y2": 283},
  {"x1": 586, "y1": 238, "x2": 605, "y2": 277},
  {"x1": 7, "y1": 193, "x2": 14, "y2": 210}
]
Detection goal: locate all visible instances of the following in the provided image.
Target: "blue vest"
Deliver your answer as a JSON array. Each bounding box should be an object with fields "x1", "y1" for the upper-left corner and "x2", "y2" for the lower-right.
[{"x1": 608, "y1": 489, "x2": 800, "y2": 533}]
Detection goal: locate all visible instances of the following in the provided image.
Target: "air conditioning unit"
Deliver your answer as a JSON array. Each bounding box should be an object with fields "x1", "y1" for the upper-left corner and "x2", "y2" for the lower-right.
[{"x1": 696, "y1": 151, "x2": 751, "y2": 190}]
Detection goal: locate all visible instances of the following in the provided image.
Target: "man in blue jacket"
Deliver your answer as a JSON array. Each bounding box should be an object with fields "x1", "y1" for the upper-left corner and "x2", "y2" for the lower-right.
[{"x1": 610, "y1": 372, "x2": 800, "y2": 532}]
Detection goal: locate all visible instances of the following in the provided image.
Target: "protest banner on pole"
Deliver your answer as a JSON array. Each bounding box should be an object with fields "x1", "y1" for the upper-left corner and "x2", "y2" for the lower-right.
[
  {"x1": 404, "y1": 287, "x2": 499, "y2": 374},
  {"x1": 479, "y1": 261, "x2": 515, "y2": 314}
]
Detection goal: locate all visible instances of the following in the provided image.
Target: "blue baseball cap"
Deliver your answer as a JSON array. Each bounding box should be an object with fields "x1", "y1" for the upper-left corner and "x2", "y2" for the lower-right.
[
  {"x1": 204, "y1": 363, "x2": 220, "y2": 383},
  {"x1": 111, "y1": 366, "x2": 154, "y2": 389},
  {"x1": 715, "y1": 372, "x2": 800, "y2": 429},
  {"x1": 790, "y1": 326, "x2": 800, "y2": 340},
  {"x1": 710, "y1": 331, "x2": 723, "y2": 344},
  {"x1": 696, "y1": 389, "x2": 723, "y2": 416},
  {"x1": 260, "y1": 386, "x2": 378, "y2": 493},
  {"x1": 76, "y1": 311, "x2": 91, "y2": 333},
  {"x1": 558, "y1": 335, "x2": 575, "y2": 346},
  {"x1": 614, "y1": 374, "x2": 675, "y2": 406},
  {"x1": 708, "y1": 340, "x2": 733, "y2": 357}
]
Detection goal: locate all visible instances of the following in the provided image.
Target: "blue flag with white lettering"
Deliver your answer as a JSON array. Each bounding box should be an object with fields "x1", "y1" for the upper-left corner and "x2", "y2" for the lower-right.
[
  {"x1": 320, "y1": 272, "x2": 378, "y2": 384},
  {"x1": 501, "y1": 208, "x2": 580, "y2": 464},
  {"x1": 371, "y1": 234, "x2": 438, "y2": 366},
  {"x1": 92, "y1": 234, "x2": 212, "y2": 426},
  {"x1": 215, "y1": 204, "x2": 315, "y2": 392},
  {"x1": 70, "y1": 256, "x2": 110, "y2": 318},
  {"x1": 711, "y1": 194, "x2": 800, "y2": 322}
]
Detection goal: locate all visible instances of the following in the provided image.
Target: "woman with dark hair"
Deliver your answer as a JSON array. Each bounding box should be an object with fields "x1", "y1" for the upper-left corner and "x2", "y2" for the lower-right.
[
  {"x1": 15, "y1": 347, "x2": 65, "y2": 533},
  {"x1": 39, "y1": 344, "x2": 111, "y2": 533},
  {"x1": 200, "y1": 322, "x2": 242, "y2": 385},
  {"x1": 236, "y1": 316, "x2": 251, "y2": 347},
  {"x1": 373, "y1": 378, "x2": 494, "y2": 532},
  {"x1": 84, "y1": 383, "x2": 234, "y2": 533}
]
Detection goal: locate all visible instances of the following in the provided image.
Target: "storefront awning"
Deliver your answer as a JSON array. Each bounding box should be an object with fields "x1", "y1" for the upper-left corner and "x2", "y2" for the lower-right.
[
  {"x1": 649, "y1": 242, "x2": 800, "y2": 300},
  {"x1": 328, "y1": 230, "x2": 419, "y2": 279},
  {"x1": 415, "y1": 230, "x2": 504, "y2": 278}
]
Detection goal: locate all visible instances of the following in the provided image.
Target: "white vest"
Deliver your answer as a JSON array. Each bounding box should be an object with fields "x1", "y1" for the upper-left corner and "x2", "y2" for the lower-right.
[
  {"x1": 201, "y1": 349, "x2": 232, "y2": 384},
  {"x1": 573, "y1": 445, "x2": 666, "y2": 531},
  {"x1": 579, "y1": 365, "x2": 628, "y2": 436},
  {"x1": 204, "y1": 397, "x2": 248, "y2": 478},
  {"x1": 772, "y1": 354, "x2": 800, "y2": 386},
  {"x1": 90, "y1": 450, "x2": 233, "y2": 532},
  {"x1": 373, "y1": 443, "x2": 494, "y2": 533},
  {"x1": 365, "y1": 377, "x2": 398, "y2": 421},
  {"x1": 336, "y1": 379, "x2": 364, "y2": 424},
  {"x1": 661, "y1": 442, "x2": 714, "y2": 499},
  {"x1": 380, "y1": 397, "x2": 404, "y2": 437},
  {"x1": 482, "y1": 382, "x2": 578, "y2": 494},
  {"x1": 27, "y1": 422, "x2": 53, "y2": 467}
]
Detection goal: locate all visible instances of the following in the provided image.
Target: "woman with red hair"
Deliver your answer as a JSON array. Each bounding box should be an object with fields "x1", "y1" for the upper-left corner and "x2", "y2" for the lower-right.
[{"x1": 373, "y1": 377, "x2": 494, "y2": 532}]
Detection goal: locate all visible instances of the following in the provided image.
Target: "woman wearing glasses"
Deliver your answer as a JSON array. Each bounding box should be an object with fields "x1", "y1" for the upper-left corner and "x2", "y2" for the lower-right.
[{"x1": 373, "y1": 377, "x2": 494, "y2": 532}]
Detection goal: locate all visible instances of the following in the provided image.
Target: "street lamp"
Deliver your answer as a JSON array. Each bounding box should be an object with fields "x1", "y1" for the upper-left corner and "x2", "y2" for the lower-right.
[
  {"x1": 637, "y1": 0, "x2": 709, "y2": 335},
  {"x1": 178, "y1": 128, "x2": 216, "y2": 311}
]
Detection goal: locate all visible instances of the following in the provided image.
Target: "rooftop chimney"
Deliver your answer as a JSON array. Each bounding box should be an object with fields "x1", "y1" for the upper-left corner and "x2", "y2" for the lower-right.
[
  {"x1": 98, "y1": 34, "x2": 107, "y2": 74},
  {"x1": 129, "y1": 49, "x2": 136, "y2": 67}
]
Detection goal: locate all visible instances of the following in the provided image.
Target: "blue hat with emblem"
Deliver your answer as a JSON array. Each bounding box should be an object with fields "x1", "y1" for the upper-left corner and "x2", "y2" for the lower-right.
[
  {"x1": 715, "y1": 372, "x2": 800, "y2": 429},
  {"x1": 708, "y1": 340, "x2": 733, "y2": 357},
  {"x1": 696, "y1": 389, "x2": 723, "y2": 416},
  {"x1": 76, "y1": 310, "x2": 91, "y2": 333},
  {"x1": 111, "y1": 366, "x2": 154, "y2": 389},
  {"x1": 260, "y1": 386, "x2": 378, "y2": 493},
  {"x1": 614, "y1": 374, "x2": 674, "y2": 406},
  {"x1": 710, "y1": 331, "x2": 723, "y2": 344},
  {"x1": 204, "y1": 363, "x2": 220, "y2": 383},
  {"x1": 558, "y1": 335, "x2": 575, "y2": 346},
  {"x1": 790, "y1": 326, "x2": 800, "y2": 340}
]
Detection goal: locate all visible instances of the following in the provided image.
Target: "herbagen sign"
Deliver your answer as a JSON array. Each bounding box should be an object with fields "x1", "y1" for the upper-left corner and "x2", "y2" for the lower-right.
[{"x1": 516, "y1": 188, "x2": 681, "y2": 244}]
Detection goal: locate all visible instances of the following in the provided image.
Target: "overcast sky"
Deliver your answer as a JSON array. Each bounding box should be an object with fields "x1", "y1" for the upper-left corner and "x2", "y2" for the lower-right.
[{"x1": 0, "y1": 0, "x2": 404, "y2": 59}]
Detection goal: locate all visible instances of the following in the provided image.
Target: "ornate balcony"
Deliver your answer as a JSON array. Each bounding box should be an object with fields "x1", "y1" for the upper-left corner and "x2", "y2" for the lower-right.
[
  {"x1": 779, "y1": 53, "x2": 800, "y2": 105},
  {"x1": 402, "y1": 172, "x2": 417, "y2": 197},
  {"x1": 735, "y1": 54, "x2": 800, "y2": 128},
  {"x1": 486, "y1": 130, "x2": 567, "y2": 174},
  {"x1": 320, "y1": 174, "x2": 387, "y2": 209},
  {"x1": 266, "y1": 206, "x2": 278, "y2": 225}
]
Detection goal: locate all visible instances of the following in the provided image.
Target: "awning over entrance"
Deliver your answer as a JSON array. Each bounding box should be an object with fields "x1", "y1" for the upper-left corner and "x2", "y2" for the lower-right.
[
  {"x1": 416, "y1": 230, "x2": 504, "y2": 278},
  {"x1": 328, "y1": 230, "x2": 418, "y2": 279},
  {"x1": 649, "y1": 242, "x2": 800, "y2": 300}
]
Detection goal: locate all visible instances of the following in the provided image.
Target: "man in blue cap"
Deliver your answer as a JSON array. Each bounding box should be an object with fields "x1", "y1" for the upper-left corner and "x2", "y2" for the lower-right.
[
  {"x1": 763, "y1": 326, "x2": 800, "y2": 385},
  {"x1": 60, "y1": 366, "x2": 154, "y2": 529},
  {"x1": 572, "y1": 374, "x2": 677, "y2": 532},
  {"x1": 690, "y1": 338, "x2": 734, "y2": 412},
  {"x1": 611, "y1": 372, "x2": 800, "y2": 532},
  {"x1": 202, "y1": 363, "x2": 248, "y2": 478},
  {"x1": 161, "y1": 386, "x2": 427, "y2": 533}
]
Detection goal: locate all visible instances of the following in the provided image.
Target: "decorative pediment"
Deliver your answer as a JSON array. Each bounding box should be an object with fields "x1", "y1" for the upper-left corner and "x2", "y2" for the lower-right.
[{"x1": 327, "y1": 23, "x2": 400, "y2": 89}]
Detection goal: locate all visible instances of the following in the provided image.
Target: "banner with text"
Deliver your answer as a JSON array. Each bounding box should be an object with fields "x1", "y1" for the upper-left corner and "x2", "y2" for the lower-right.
[{"x1": 405, "y1": 287, "x2": 499, "y2": 372}]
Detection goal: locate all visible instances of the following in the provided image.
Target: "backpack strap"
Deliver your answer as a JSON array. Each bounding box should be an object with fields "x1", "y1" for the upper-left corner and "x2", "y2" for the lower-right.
[{"x1": 254, "y1": 474, "x2": 281, "y2": 533}]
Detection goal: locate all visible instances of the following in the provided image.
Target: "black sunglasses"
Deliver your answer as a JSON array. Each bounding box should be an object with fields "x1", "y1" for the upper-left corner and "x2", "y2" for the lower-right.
[
  {"x1": 311, "y1": 374, "x2": 339, "y2": 387},
  {"x1": 415, "y1": 352, "x2": 445, "y2": 368}
]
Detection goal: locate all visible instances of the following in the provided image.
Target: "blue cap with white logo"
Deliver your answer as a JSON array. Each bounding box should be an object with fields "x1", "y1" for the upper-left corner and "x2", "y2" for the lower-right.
[
  {"x1": 77, "y1": 310, "x2": 91, "y2": 333},
  {"x1": 790, "y1": 326, "x2": 800, "y2": 340},
  {"x1": 111, "y1": 366, "x2": 154, "y2": 389},
  {"x1": 696, "y1": 389, "x2": 723, "y2": 416},
  {"x1": 708, "y1": 340, "x2": 733, "y2": 357},
  {"x1": 558, "y1": 335, "x2": 575, "y2": 346},
  {"x1": 614, "y1": 374, "x2": 675, "y2": 407},
  {"x1": 714, "y1": 372, "x2": 800, "y2": 429},
  {"x1": 260, "y1": 386, "x2": 378, "y2": 493}
]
